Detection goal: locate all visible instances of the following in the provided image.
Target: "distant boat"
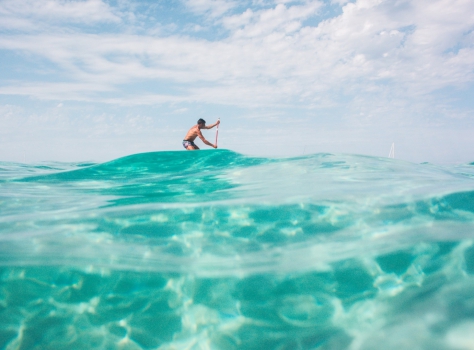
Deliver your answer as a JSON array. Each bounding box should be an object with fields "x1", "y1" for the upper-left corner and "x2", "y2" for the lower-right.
[{"x1": 388, "y1": 142, "x2": 395, "y2": 158}]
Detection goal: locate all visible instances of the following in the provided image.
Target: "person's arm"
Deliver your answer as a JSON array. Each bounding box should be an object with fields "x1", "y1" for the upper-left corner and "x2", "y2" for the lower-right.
[
  {"x1": 198, "y1": 130, "x2": 217, "y2": 148},
  {"x1": 203, "y1": 119, "x2": 220, "y2": 130}
]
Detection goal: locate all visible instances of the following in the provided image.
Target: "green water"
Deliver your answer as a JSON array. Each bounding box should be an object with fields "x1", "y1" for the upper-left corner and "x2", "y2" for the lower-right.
[{"x1": 1, "y1": 150, "x2": 474, "y2": 349}]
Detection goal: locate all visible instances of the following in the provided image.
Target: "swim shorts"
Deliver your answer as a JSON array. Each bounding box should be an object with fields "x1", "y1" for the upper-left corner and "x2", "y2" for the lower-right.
[{"x1": 182, "y1": 140, "x2": 196, "y2": 149}]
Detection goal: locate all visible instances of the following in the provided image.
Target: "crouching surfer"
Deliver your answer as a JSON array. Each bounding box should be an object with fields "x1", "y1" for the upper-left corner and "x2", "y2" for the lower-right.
[{"x1": 182, "y1": 118, "x2": 220, "y2": 150}]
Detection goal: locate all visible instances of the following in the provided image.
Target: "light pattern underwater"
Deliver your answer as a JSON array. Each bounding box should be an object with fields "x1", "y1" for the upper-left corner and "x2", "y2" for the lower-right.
[{"x1": 1, "y1": 150, "x2": 474, "y2": 349}]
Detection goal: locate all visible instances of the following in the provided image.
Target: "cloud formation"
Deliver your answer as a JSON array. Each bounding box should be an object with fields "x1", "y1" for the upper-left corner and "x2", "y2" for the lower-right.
[
  {"x1": 0, "y1": 0, "x2": 473, "y2": 106},
  {"x1": 184, "y1": 0, "x2": 238, "y2": 18},
  {"x1": 0, "y1": 0, "x2": 473, "y2": 162},
  {"x1": 0, "y1": 0, "x2": 120, "y2": 30}
]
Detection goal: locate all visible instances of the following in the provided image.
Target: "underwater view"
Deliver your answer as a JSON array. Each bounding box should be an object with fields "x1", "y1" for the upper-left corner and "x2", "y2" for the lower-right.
[{"x1": 1, "y1": 150, "x2": 474, "y2": 350}]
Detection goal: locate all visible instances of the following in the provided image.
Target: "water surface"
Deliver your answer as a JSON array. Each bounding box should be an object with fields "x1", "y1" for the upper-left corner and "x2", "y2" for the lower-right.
[{"x1": 1, "y1": 150, "x2": 474, "y2": 349}]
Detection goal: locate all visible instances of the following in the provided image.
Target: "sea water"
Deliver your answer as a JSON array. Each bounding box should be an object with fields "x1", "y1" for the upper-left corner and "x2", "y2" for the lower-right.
[{"x1": 1, "y1": 150, "x2": 474, "y2": 350}]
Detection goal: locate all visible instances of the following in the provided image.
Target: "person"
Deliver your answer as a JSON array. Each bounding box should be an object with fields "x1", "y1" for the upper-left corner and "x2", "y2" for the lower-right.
[{"x1": 182, "y1": 118, "x2": 220, "y2": 150}]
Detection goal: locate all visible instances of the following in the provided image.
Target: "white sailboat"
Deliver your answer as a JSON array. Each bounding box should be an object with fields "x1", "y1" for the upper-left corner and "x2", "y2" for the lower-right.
[{"x1": 388, "y1": 142, "x2": 395, "y2": 158}]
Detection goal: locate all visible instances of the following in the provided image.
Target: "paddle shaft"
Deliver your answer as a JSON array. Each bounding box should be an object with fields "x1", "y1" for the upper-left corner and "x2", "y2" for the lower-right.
[{"x1": 215, "y1": 119, "x2": 220, "y2": 147}]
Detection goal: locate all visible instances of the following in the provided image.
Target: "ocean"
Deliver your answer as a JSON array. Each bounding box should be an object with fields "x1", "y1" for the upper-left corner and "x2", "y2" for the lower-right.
[{"x1": 1, "y1": 150, "x2": 474, "y2": 350}]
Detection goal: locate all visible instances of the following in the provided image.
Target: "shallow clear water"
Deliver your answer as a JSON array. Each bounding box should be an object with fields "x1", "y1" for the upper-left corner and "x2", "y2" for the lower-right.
[{"x1": 1, "y1": 150, "x2": 474, "y2": 349}]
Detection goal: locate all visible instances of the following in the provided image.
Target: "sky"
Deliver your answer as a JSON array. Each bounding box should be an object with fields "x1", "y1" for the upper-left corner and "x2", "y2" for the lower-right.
[{"x1": 0, "y1": 0, "x2": 473, "y2": 164}]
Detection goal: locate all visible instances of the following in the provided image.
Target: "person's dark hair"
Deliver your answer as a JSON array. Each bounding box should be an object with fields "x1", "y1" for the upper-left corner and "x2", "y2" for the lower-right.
[{"x1": 197, "y1": 118, "x2": 206, "y2": 125}]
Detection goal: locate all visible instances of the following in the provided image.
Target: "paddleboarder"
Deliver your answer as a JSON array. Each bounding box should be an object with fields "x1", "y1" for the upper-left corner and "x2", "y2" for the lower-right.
[{"x1": 182, "y1": 118, "x2": 220, "y2": 150}]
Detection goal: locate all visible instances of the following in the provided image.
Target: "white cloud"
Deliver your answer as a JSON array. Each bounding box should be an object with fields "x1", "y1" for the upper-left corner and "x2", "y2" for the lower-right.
[
  {"x1": 183, "y1": 0, "x2": 238, "y2": 18},
  {"x1": 0, "y1": 0, "x2": 473, "y2": 113},
  {"x1": 0, "y1": 0, "x2": 121, "y2": 30},
  {"x1": 0, "y1": 81, "x2": 115, "y2": 101},
  {"x1": 1, "y1": 0, "x2": 473, "y2": 163},
  {"x1": 222, "y1": 2, "x2": 323, "y2": 36}
]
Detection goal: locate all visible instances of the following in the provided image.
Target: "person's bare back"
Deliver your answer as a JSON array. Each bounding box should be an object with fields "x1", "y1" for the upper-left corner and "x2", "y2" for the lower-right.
[{"x1": 182, "y1": 118, "x2": 220, "y2": 150}]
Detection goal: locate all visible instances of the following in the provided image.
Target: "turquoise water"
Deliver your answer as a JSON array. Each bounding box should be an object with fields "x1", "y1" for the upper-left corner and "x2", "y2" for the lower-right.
[{"x1": 1, "y1": 150, "x2": 474, "y2": 350}]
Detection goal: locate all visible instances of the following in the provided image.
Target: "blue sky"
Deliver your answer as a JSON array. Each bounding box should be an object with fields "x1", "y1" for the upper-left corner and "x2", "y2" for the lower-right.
[{"x1": 0, "y1": 0, "x2": 473, "y2": 164}]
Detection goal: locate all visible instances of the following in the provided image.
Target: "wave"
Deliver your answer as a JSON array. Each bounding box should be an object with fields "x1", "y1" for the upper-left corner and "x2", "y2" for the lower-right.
[
  {"x1": 2, "y1": 151, "x2": 474, "y2": 349},
  {"x1": 1, "y1": 151, "x2": 474, "y2": 276}
]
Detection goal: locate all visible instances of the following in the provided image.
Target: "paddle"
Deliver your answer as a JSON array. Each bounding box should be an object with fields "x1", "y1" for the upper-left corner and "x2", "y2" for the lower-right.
[{"x1": 215, "y1": 118, "x2": 220, "y2": 148}]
